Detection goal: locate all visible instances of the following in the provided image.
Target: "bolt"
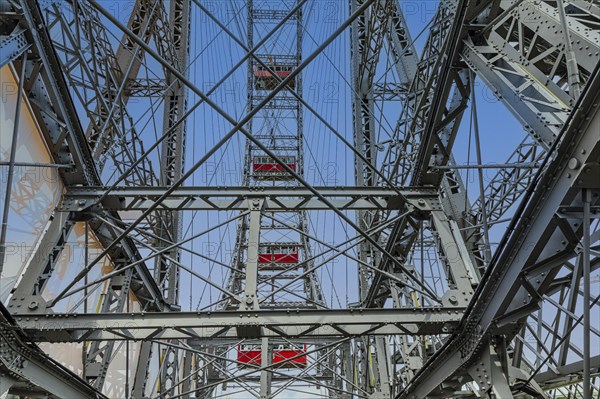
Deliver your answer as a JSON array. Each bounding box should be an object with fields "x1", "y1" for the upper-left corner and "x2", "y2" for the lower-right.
[{"x1": 568, "y1": 158, "x2": 581, "y2": 170}]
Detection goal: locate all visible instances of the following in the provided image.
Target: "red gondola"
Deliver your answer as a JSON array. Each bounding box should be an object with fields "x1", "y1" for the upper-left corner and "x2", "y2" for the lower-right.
[
  {"x1": 252, "y1": 155, "x2": 296, "y2": 180},
  {"x1": 237, "y1": 344, "x2": 307, "y2": 368},
  {"x1": 254, "y1": 64, "x2": 296, "y2": 90},
  {"x1": 258, "y1": 243, "x2": 299, "y2": 269}
]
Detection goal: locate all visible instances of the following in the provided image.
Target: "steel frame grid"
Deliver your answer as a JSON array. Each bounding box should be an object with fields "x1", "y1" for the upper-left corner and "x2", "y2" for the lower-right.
[{"x1": 0, "y1": 0, "x2": 597, "y2": 398}]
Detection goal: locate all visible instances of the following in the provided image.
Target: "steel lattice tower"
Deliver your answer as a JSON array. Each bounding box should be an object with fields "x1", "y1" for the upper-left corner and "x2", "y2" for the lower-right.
[
  {"x1": 213, "y1": 2, "x2": 331, "y2": 396},
  {"x1": 0, "y1": 0, "x2": 598, "y2": 398}
]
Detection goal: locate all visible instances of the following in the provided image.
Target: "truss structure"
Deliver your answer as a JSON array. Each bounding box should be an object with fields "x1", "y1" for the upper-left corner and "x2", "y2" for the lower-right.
[{"x1": 0, "y1": 0, "x2": 598, "y2": 398}]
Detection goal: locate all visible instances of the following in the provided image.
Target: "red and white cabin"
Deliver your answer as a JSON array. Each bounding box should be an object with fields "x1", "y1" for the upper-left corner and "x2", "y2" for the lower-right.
[
  {"x1": 237, "y1": 344, "x2": 307, "y2": 368},
  {"x1": 254, "y1": 64, "x2": 296, "y2": 90},
  {"x1": 252, "y1": 155, "x2": 296, "y2": 180},
  {"x1": 258, "y1": 243, "x2": 299, "y2": 269}
]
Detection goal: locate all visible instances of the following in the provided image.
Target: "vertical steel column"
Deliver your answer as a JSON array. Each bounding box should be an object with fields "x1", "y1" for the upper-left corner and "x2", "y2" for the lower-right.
[
  {"x1": 84, "y1": 268, "x2": 134, "y2": 390},
  {"x1": 260, "y1": 337, "x2": 272, "y2": 399},
  {"x1": 156, "y1": 0, "x2": 191, "y2": 305},
  {"x1": 470, "y1": 72, "x2": 492, "y2": 266},
  {"x1": 374, "y1": 337, "x2": 391, "y2": 397},
  {"x1": 132, "y1": 341, "x2": 153, "y2": 397},
  {"x1": 583, "y1": 188, "x2": 591, "y2": 399},
  {"x1": 156, "y1": 1, "x2": 190, "y2": 395},
  {"x1": 350, "y1": 0, "x2": 388, "y2": 304},
  {"x1": 181, "y1": 351, "x2": 192, "y2": 399},
  {"x1": 349, "y1": 3, "x2": 390, "y2": 393},
  {"x1": 241, "y1": 201, "x2": 263, "y2": 310}
]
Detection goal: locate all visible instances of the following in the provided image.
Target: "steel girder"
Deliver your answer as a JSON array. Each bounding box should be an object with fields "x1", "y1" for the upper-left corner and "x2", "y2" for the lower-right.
[
  {"x1": 461, "y1": 0, "x2": 599, "y2": 149},
  {"x1": 41, "y1": 0, "x2": 189, "y2": 394},
  {"x1": 460, "y1": 0, "x2": 600, "y2": 253},
  {"x1": 0, "y1": 7, "x2": 169, "y2": 396},
  {"x1": 84, "y1": 0, "x2": 163, "y2": 167},
  {"x1": 81, "y1": 269, "x2": 134, "y2": 389},
  {"x1": 0, "y1": 26, "x2": 29, "y2": 68},
  {"x1": 455, "y1": 0, "x2": 588, "y2": 277},
  {"x1": 379, "y1": 0, "x2": 490, "y2": 186},
  {"x1": 44, "y1": 0, "x2": 161, "y2": 184},
  {"x1": 0, "y1": 0, "x2": 598, "y2": 397},
  {"x1": 351, "y1": 2, "x2": 489, "y2": 391},
  {"x1": 350, "y1": 0, "x2": 418, "y2": 306},
  {"x1": 386, "y1": 0, "x2": 418, "y2": 87},
  {"x1": 362, "y1": 0, "x2": 489, "y2": 309},
  {"x1": 152, "y1": 1, "x2": 191, "y2": 394},
  {"x1": 1, "y1": 2, "x2": 172, "y2": 393},
  {"x1": 351, "y1": 0, "x2": 396, "y2": 190},
  {"x1": 42, "y1": 0, "x2": 176, "y2": 282},
  {"x1": 13, "y1": 307, "x2": 465, "y2": 342},
  {"x1": 0, "y1": 303, "x2": 106, "y2": 398},
  {"x1": 15, "y1": 1, "x2": 189, "y2": 394},
  {"x1": 59, "y1": 186, "x2": 436, "y2": 212},
  {"x1": 155, "y1": 0, "x2": 190, "y2": 305},
  {"x1": 422, "y1": 2, "x2": 600, "y2": 395},
  {"x1": 399, "y1": 59, "x2": 600, "y2": 399},
  {"x1": 534, "y1": 355, "x2": 600, "y2": 390},
  {"x1": 1, "y1": 0, "x2": 169, "y2": 313},
  {"x1": 362, "y1": 1, "x2": 599, "y2": 396}
]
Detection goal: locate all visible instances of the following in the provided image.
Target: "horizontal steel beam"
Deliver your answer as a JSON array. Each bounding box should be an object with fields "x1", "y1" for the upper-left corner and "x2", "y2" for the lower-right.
[
  {"x1": 14, "y1": 307, "x2": 464, "y2": 342},
  {"x1": 534, "y1": 355, "x2": 600, "y2": 388},
  {"x1": 61, "y1": 186, "x2": 438, "y2": 212}
]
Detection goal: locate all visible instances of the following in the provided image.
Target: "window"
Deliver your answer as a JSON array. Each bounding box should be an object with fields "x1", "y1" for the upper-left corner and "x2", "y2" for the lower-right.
[{"x1": 240, "y1": 344, "x2": 259, "y2": 351}]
